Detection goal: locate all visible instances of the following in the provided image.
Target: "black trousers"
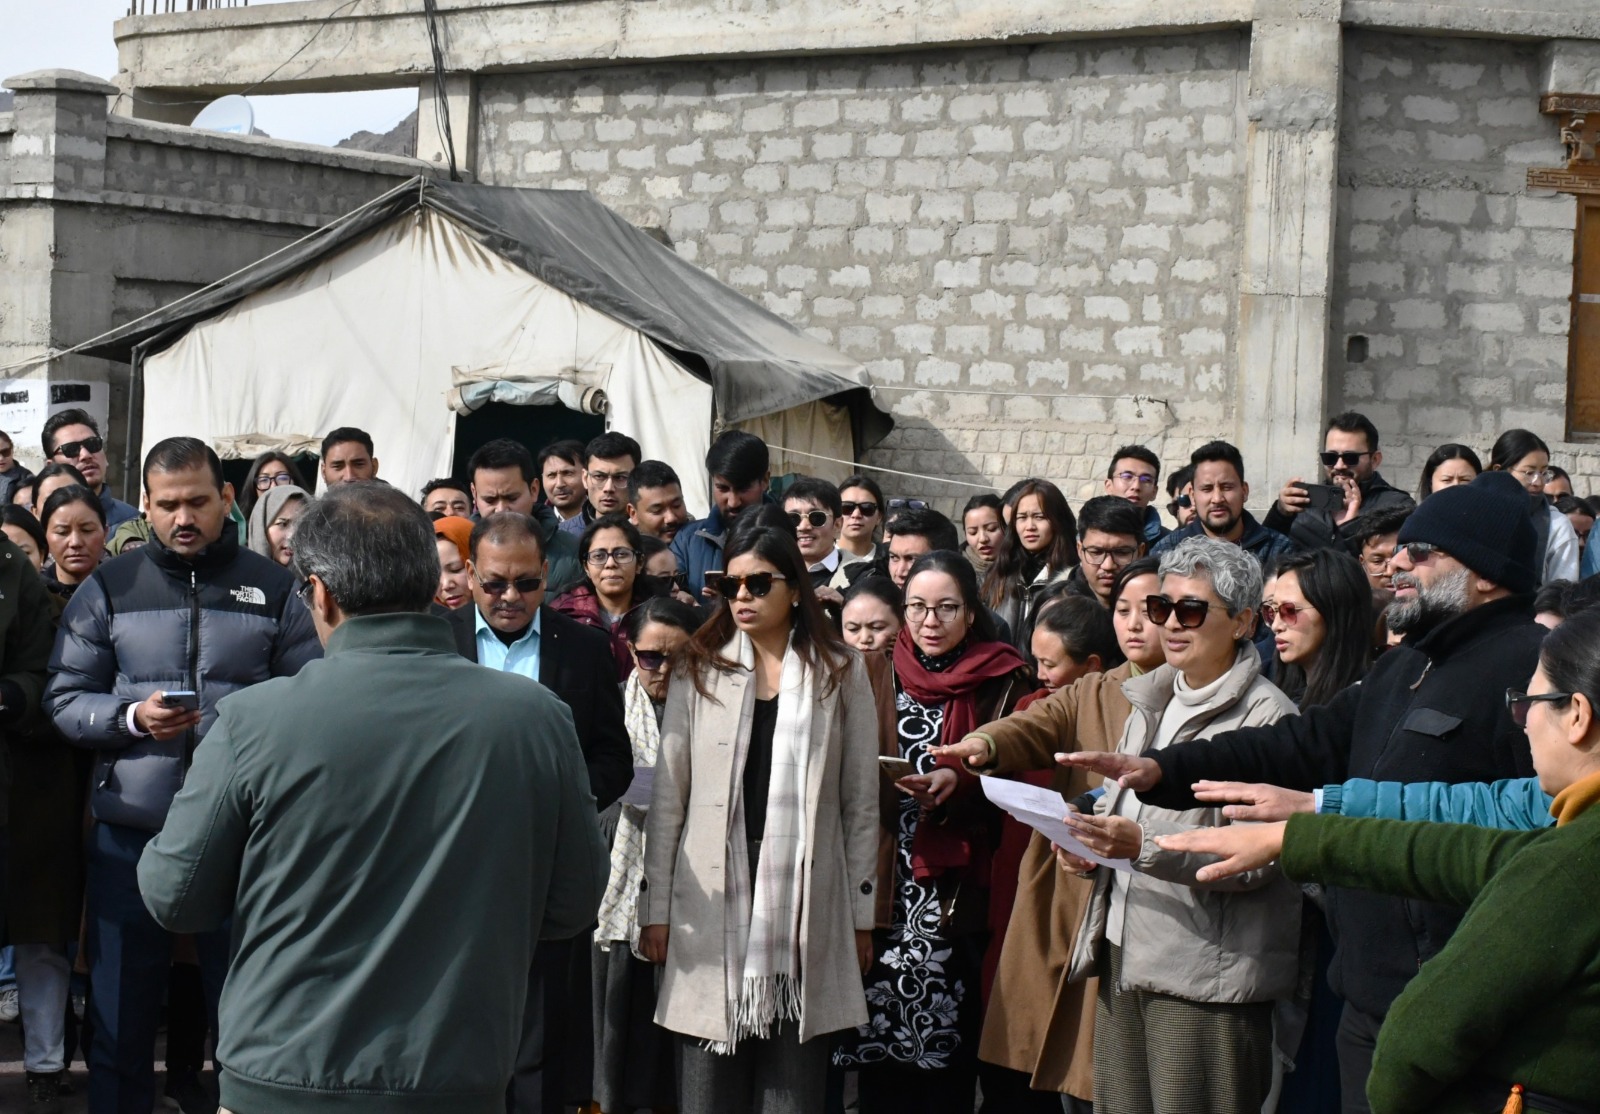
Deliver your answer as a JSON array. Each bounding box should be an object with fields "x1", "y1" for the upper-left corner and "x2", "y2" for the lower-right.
[
  {"x1": 507, "y1": 937, "x2": 593, "y2": 1114},
  {"x1": 1334, "y1": 1002, "x2": 1383, "y2": 1114}
]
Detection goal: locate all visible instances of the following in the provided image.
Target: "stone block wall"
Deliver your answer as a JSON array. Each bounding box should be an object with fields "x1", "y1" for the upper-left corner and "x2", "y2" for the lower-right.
[
  {"x1": 1329, "y1": 32, "x2": 1580, "y2": 493},
  {"x1": 476, "y1": 32, "x2": 1251, "y2": 506}
]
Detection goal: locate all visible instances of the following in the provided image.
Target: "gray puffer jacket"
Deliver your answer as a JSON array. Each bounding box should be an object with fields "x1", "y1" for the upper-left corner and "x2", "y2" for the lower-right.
[
  {"x1": 1068, "y1": 646, "x2": 1302, "y2": 1005},
  {"x1": 46, "y1": 529, "x2": 320, "y2": 831}
]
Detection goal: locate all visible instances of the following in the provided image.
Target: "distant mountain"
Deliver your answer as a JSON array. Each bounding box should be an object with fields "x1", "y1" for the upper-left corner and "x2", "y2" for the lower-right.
[{"x1": 337, "y1": 109, "x2": 416, "y2": 157}]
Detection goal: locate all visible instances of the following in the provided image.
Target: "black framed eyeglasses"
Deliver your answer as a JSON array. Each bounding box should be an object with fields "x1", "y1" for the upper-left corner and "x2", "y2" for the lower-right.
[
  {"x1": 51, "y1": 435, "x2": 104, "y2": 460},
  {"x1": 1145, "y1": 595, "x2": 1211, "y2": 629},
  {"x1": 475, "y1": 571, "x2": 543, "y2": 597},
  {"x1": 840, "y1": 500, "x2": 879, "y2": 518},
  {"x1": 1506, "y1": 689, "x2": 1573, "y2": 728},
  {"x1": 905, "y1": 602, "x2": 965, "y2": 624},
  {"x1": 1081, "y1": 544, "x2": 1138, "y2": 567},
  {"x1": 256, "y1": 472, "x2": 297, "y2": 491},
  {"x1": 788, "y1": 509, "x2": 830, "y2": 529},
  {"x1": 1319, "y1": 450, "x2": 1372, "y2": 468},
  {"x1": 295, "y1": 578, "x2": 316, "y2": 606},
  {"x1": 584, "y1": 547, "x2": 639, "y2": 568},
  {"x1": 712, "y1": 572, "x2": 788, "y2": 600}
]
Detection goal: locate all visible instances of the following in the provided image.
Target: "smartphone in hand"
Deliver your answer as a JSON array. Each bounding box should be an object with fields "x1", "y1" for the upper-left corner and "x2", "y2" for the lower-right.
[
  {"x1": 161, "y1": 690, "x2": 200, "y2": 713},
  {"x1": 878, "y1": 756, "x2": 916, "y2": 780},
  {"x1": 1294, "y1": 482, "x2": 1345, "y2": 516}
]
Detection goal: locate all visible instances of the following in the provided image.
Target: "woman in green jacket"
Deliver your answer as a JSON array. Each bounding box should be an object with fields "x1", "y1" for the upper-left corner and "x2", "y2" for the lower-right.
[{"x1": 1159, "y1": 604, "x2": 1600, "y2": 1114}]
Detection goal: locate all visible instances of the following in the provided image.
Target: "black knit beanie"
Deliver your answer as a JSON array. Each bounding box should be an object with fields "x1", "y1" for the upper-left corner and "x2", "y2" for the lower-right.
[{"x1": 1397, "y1": 470, "x2": 1539, "y2": 594}]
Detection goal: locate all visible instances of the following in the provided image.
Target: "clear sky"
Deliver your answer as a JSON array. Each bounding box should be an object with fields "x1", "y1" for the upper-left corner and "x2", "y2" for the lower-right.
[{"x1": 5, "y1": 0, "x2": 416, "y2": 147}]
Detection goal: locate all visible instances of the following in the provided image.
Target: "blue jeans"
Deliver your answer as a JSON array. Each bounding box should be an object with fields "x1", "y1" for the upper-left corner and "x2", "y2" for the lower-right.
[{"x1": 86, "y1": 821, "x2": 228, "y2": 1114}]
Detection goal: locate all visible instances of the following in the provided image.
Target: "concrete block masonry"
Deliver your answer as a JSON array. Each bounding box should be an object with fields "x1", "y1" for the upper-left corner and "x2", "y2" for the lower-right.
[{"x1": 476, "y1": 32, "x2": 1249, "y2": 499}]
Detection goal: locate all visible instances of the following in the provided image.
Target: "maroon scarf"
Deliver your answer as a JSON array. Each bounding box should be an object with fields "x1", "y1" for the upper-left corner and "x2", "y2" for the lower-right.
[{"x1": 893, "y1": 628, "x2": 1026, "y2": 880}]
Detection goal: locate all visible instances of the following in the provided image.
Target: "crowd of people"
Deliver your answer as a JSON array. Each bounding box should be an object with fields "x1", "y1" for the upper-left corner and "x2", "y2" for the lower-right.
[{"x1": 0, "y1": 405, "x2": 1595, "y2": 1114}]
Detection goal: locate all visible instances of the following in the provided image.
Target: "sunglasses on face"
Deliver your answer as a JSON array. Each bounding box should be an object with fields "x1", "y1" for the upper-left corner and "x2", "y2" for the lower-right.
[
  {"x1": 52, "y1": 436, "x2": 104, "y2": 460},
  {"x1": 256, "y1": 472, "x2": 296, "y2": 491},
  {"x1": 475, "y1": 572, "x2": 543, "y2": 597},
  {"x1": 840, "y1": 500, "x2": 879, "y2": 518},
  {"x1": 1319, "y1": 450, "x2": 1372, "y2": 468},
  {"x1": 1261, "y1": 601, "x2": 1314, "y2": 626},
  {"x1": 1145, "y1": 594, "x2": 1211, "y2": 629},
  {"x1": 1400, "y1": 541, "x2": 1438, "y2": 564},
  {"x1": 1505, "y1": 688, "x2": 1572, "y2": 728},
  {"x1": 712, "y1": 572, "x2": 789, "y2": 600},
  {"x1": 788, "y1": 510, "x2": 831, "y2": 529},
  {"x1": 634, "y1": 649, "x2": 669, "y2": 672},
  {"x1": 888, "y1": 498, "x2": 928, "y2": 511}
]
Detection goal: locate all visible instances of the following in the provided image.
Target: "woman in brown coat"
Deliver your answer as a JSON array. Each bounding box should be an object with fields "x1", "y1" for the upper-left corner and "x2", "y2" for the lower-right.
[{"x1": 934, "y1": 558, "x2": 1166, "y2": 1110}]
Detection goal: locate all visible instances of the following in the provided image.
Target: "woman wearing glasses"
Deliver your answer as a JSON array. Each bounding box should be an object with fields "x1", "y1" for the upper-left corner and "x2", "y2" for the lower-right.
[
  {"x1": 930, "y1": 559, "x2": 1163, "y2": 1112},
  {"x1": 640, "y1": 524, "x2": 878, "y2": 1114},
  {"x1": 1157, "y1": 604, "x2": 1600, "y2": 1114},
  {"x1": 239, "y1": 450, "x2": 311, "y2": 518},
  {"x1": 1055, "y1": 537, "x2": 1299, "y2": 1114},
  {"x1": 838, "y1": 475, "x2": 888, "y2": 563},
  {"x1": 1260, "y1": 549, "x2": 1373, "y2": 711},
  {"x1": 982, "y1": 478, "x2": 1079, "y2": 658},
  {"x1": 836, "y1": 551, "x2": 1030, "y2": 1114},
  {"x1": 552, "y1": 513, "x2": 651, "y2": 681},
  {"x1": 1487, "y1": 429, "x2": 1579, "y2": 585},
  {"x1": 592, "y1": 596, "x2": 702, "y2": 1114}
]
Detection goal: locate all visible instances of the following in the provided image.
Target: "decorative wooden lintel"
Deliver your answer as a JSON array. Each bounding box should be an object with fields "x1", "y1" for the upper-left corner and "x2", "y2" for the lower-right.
[{"x1": 1529, "y1": 93, "x2": 1600, "y2": 195}]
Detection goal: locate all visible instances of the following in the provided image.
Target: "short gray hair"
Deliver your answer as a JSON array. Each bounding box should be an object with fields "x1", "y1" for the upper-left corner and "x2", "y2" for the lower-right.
[
  {"x1": 1157, "y1": 536, "x2": 1263, "y2": 618},
  {"x1": 292, "y1": 483, "x2": 439, "y2": 615}
]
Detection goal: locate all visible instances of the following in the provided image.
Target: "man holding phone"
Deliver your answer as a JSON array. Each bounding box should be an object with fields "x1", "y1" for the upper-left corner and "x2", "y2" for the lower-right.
[
  {"x1": 46, "y1": 438, "x2": 320, "y2": 1114},
  {"x1": 1265, "y1": 411, "x2": 1415, "y2": 551}
]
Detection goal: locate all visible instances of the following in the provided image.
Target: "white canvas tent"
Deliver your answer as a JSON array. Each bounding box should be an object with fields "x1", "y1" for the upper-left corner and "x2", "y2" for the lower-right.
[{"x1": 90, "y1": 179, "x2": 893, "y2": 511}]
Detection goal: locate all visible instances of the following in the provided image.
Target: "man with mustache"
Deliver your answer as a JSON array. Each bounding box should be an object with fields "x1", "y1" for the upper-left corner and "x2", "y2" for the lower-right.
[
  {"x1": 1061, "y1": 471, "x2": 1545, "y2": 1114},
  {"x1": 1265, "y1": 411, "x2": 1415, "y2": 551},
  {"x1": 46, "y1": 437, "x2": 321, "y2": 1113}
]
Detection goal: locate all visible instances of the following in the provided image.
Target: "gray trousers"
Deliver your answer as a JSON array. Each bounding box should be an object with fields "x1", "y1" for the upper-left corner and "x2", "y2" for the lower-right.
[{"x1": 678, "y1": 1024, "x2": 830, "y2": 1114}]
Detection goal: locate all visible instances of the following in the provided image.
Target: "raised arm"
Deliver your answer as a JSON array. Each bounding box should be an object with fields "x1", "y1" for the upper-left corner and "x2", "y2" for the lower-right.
[
  {"x1": 942, "y1": 675, "x2": 1089, "y2": 776},
  {"x1": 1322, "y1": 777, "x2": 1553, "y2": 830}
]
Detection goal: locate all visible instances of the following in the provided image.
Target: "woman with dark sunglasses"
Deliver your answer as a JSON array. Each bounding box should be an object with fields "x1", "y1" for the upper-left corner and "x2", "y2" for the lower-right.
[
  {"x1": 838, "y1": 474, "x2": 888, "y2": 563},
  {"x1": 1261, "y1": 549, "x2": 1374, "y2": 711},
  {"x1": 640, "y1": 525, "x2": 878, "y2": 1114},
  {"x1": 551, "y1": 513, "x2": 651, "y2": 681},
  {"x1": 1052, "y1": 536, "x2": 1299, "y2": 1114},
  {"x1": 591, "y1": 596, "x2": 702, "y2": 1114},
  {"x1": 1159, "y1": 602, "x2": 1600, "y2": 1114},
  {"x1": 836, "y1": 551, "x2": 1031, "y2": 1114}
]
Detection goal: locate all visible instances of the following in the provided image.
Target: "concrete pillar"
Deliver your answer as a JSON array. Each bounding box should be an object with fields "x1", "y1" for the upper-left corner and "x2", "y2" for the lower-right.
[
  {"x1": 4, "y1": 69, "x2": 120, "y2": 193},
  {"x1": 417, "y1": 73, "x2": 475, "y2": 177},
  {"x1": 1234, "y1": 4, "x2": 1342, "y2": 498},
  {"x1": 1541, "y1": 40, "x2": 1600, "y2": 96}
]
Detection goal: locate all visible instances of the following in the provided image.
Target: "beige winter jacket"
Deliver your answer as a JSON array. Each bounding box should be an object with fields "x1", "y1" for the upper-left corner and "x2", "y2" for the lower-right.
[
  {"x1": 642, "y1": 641, "x2": 880, "y2": 1045},
  {"x1": 1067, "y1": 645, "x2": 1303, "y2": 1005}
]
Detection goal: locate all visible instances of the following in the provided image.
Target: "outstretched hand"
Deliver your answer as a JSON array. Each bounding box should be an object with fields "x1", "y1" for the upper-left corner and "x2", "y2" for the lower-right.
[
  {"x1": 1191, "y1": 781, "x2": 1315, "y2": 823},
  {"x1": 1154, "y1": 822, "x2": 1287, "y2": 883},
  {"x1": 930, "y1": 735, "x2": 991, "y2": 770},
  {"x1": 1056, "y1": 751, "x2": 1162, "y2": 791}
]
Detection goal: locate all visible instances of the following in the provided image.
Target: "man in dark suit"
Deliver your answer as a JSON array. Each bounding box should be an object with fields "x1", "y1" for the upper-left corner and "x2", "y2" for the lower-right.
[{"x1": 444, "y1": 512, "x2": 631, "y2": 1114}]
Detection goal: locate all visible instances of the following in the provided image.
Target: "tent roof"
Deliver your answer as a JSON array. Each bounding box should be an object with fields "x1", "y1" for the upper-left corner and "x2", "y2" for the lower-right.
[{"x1": 87, "y1": 177, "x2": 891, "y2": 442}]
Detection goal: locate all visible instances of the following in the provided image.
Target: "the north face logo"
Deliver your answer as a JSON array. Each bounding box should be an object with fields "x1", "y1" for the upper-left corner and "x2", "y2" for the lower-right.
[{"x1": 231, "y1": 586, "x2": 267, "y2": 606}]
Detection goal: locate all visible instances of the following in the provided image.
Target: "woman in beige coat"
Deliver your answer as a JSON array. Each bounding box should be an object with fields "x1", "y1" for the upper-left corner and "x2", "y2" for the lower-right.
[
  {"x1": 641, "y1": 523, "x2": 879, "y2": 1114},
  {"x1": 1060, "y1": 536, "x2": 1302, "y2": 1114}
]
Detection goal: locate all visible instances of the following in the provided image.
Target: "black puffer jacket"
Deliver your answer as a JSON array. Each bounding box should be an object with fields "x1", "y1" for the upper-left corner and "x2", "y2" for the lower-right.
[
  {"x1": 1262, "y1": 470, "x2": 1416, "y2": 551},
  {"x1": 1136, "y1": 594, "x2": 1543, "y2": 1018},
  {"x1": 46, "y1": 529, "x2": 321, "y2": 831}
]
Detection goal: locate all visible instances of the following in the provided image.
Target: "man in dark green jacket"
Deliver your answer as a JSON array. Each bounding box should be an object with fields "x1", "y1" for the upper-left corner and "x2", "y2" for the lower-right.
[{"x1": 138, "y1": 483, "x2": 608, "y2": 1114}]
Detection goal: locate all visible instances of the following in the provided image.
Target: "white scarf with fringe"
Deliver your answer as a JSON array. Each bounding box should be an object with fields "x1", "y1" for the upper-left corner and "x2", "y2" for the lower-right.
[
  {"x1": 595, "y1": 671, "x2": 660, "y2": 953},
  {"x1": 713, "y1": 631, "x2": 814, "y2": 1054}
]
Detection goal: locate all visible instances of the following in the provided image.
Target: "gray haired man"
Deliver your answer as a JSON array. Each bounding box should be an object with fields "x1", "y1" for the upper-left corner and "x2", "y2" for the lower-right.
[{"x1": 138, "y1": 483, "x2": 608, "y2": 1114}]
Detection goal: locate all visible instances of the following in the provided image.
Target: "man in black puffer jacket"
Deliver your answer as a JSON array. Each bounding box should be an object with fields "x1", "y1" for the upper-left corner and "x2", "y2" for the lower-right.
[
  {"x1": 1061, "y1": 471, "x2": 1545, "y2": 1114},
  {"x1": 47, "y1": 437, "x2": 320, "y2": 1114}
]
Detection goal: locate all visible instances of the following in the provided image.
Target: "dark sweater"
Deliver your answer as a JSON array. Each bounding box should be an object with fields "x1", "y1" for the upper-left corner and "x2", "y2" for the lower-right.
[
  {"x1": 1262, "y1": 470, "x2": 1416, "y2": 551},
  {"x1": 1281, "y1": 805, "x2": 1600, "y2": 1113},
  {"x1": 1137, "y1": 594, "x2": 1544, "y2": 1017}
]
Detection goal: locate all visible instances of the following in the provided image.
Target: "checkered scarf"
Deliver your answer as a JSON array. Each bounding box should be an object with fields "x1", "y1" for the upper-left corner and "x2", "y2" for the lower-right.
[
  {"x1": 714, "y1": 632, "x2": 814, "y2": 1054},
  {"x1": 594, "y1": 671, "x2": 660, "y2": 953}
]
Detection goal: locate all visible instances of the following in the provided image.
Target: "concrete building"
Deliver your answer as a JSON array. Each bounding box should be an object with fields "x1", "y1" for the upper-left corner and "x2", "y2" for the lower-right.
[
  {"x1": 55, "y1": 1, "x2": 1600, "y2": 502},
  {"x1": 0, "y1": 68, "x2": 436, "y2": 495}
]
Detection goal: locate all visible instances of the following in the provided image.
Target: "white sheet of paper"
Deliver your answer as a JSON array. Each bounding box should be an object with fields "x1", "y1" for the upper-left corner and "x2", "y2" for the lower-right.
[
  {"x1": 622, "y1": 765, "x2": 655, "y2": 809},
  {"x1": 980, "y1": 776, "x2": 1134, "y2": 872}
]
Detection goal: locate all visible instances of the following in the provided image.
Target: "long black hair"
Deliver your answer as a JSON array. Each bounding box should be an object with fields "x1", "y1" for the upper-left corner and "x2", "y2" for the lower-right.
[
  {"x1": 240, "y1": 451, "x2": 311, "y2": 517},
  {"x1": 1417, "y1": 443, "x2": 1482, "y2": 502},
  {"x1": 1488, "y1": 429, "x2": 1550, "y2": 475},
  {"x1": 1034, "y1": 594, "x2": 1124, "y2": 670},
  {"x1": 983, "y1": 478, "x2": 1078, "y2": 609},
  {"x1": 678, "y1": 524, "x2": 850, "y2": 698},
  {"x1": 1267, "y1": 549, "x2": 1373, "y2": 708},
  {"x1": 907, "y1": 549, "x2": 1000, "y2": 644}
]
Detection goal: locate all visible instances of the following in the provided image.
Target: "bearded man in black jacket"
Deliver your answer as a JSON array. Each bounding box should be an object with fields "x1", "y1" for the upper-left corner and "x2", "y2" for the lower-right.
[{"x1": 1062, "y1": 471, "x2": 1545, "y2": 1114}]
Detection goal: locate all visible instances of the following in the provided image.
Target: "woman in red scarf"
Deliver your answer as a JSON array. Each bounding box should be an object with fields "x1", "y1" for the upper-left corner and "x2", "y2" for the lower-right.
[{"x1": 835, "y1": 550, "x2": 1030, "y2": 1114}]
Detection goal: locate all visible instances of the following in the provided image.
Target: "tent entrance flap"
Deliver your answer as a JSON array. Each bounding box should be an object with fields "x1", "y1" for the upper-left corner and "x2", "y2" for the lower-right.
[{"x1": 447, "y1": 377, "x2": 608, "y2": 416}]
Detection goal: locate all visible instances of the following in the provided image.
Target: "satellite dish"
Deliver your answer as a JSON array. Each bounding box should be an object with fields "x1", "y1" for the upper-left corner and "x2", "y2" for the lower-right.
[{"x1": 190, "y1": 95, "x2": 255, "y2": 136}]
